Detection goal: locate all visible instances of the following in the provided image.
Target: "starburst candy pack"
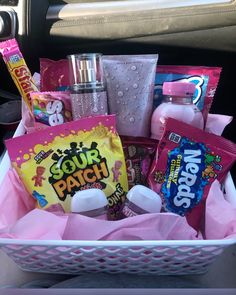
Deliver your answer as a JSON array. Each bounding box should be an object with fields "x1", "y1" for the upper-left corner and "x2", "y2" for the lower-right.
[
  {"x1": 0, "y1": 38, "x2": 39, "y2": 113},
  {"x1": 5, "y1": 115, "x2": 128, "y2": 220},
  {"x1": 148, "y1": 117, "x2": 236, "y2": 231}
]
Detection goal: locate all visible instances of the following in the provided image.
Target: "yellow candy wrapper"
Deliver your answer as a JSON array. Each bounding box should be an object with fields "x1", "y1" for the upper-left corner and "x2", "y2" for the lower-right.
[
  {"x1": 5, "y1": 115, "x2": 128, "y2": 220},
  {"x1": 0, "y1": 38, "x2": 38, "y2": 113}
]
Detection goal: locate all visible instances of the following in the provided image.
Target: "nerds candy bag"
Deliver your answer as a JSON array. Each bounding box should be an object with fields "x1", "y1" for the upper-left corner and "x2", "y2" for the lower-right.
[{"x1": 148, "y1": 117, "x2": 236, "y2": 231}]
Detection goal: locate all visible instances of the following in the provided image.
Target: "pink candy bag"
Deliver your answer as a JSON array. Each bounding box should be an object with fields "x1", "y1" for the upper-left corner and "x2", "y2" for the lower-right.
[
  {"x1": 148, "y1": 117, "x2": 236, "y2": 231},
  {"x1": 40, "y1": 58, "x2": 69, "y2": 91},
  {"x1": 121, "y1": 136, "x2": 158, "y2": 189}
]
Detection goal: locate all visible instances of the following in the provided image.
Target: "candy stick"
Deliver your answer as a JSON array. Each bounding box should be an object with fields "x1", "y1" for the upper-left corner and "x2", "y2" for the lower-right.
[{"x1": 0, "y1": 38, "x2": 38, "y2": 113}]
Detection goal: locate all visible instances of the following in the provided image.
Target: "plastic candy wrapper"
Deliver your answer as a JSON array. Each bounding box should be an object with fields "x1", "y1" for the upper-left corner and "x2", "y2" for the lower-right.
[
  {"x1": 148, "y1": 117, "x2": 236, "y2": 231},
  {"x1": 121, "y1": 136, "x2": 158, "y2": 189},
  {"x1": 40, "y1": 58, "x2": 69, "y2": 91},
  {"x1": 30, "y1": 91, "x2": 72, "y2": 130},
  {"x1": 154, "y1": 66, "x2": 222, "y2": 124},
  {"x1": 32, "y1": 72, "x2": 41, "y2": 90},
  {"x1": 5, "y1": 115, "x2": 128, "y2": 220},
  {"x1": 0, "y1": 38, "x2": 38, "y2": 113}
]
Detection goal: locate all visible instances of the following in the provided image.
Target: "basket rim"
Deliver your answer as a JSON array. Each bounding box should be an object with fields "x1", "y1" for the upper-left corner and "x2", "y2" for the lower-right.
[{"x1": 0, "y1": 238, "x2": 235, "y2": 247}]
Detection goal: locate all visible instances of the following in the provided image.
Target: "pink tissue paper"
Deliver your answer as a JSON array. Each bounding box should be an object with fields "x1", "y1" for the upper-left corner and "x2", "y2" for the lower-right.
[{"x1": 0, "y1": 168, "x2": 235, "y2": 241}]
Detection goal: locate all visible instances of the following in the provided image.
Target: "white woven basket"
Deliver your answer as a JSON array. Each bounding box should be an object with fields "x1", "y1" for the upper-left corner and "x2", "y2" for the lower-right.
[
  {"x1": 0, "y1": 122, "x2": 235, "y2": 275},
  {"x1": 0, "y1": 238, "x2": 235, "y2": 275}
]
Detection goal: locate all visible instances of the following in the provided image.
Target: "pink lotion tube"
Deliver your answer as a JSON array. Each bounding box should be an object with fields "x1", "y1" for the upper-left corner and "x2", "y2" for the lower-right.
[{"x1": 103, "y1": 54, "x2": 158, "y2": 137}]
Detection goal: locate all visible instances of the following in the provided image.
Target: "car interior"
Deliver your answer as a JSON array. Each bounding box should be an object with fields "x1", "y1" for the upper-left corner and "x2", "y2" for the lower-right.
[{"x1": 0, "y1": 0, "x2": 236, "y2": 289}]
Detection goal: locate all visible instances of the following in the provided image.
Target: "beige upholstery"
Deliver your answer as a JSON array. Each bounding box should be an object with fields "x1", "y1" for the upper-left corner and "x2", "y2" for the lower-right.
[{"x1": 47, "y1": 1, "x2": 236, "y2": 51}]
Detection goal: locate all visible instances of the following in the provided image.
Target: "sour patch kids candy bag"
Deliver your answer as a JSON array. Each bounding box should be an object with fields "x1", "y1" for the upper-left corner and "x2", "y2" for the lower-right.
[{"x1": 6, "y1": 115, "x2": 128, "y2": 220}]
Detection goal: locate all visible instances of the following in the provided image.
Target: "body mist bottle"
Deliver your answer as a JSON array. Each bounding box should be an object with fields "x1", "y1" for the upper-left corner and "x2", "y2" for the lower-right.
[{"x1": 67, "y1": 53, "x2": 108, "y2": 120}]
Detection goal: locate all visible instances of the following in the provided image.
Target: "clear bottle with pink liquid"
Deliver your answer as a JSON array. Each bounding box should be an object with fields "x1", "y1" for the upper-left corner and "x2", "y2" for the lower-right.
[
  {"x1": 67, "y1": 53, "x2": 108, "y2": 120},
  {"x1": 151, "y1": 82, "x2": 204, "y2": 140}
]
